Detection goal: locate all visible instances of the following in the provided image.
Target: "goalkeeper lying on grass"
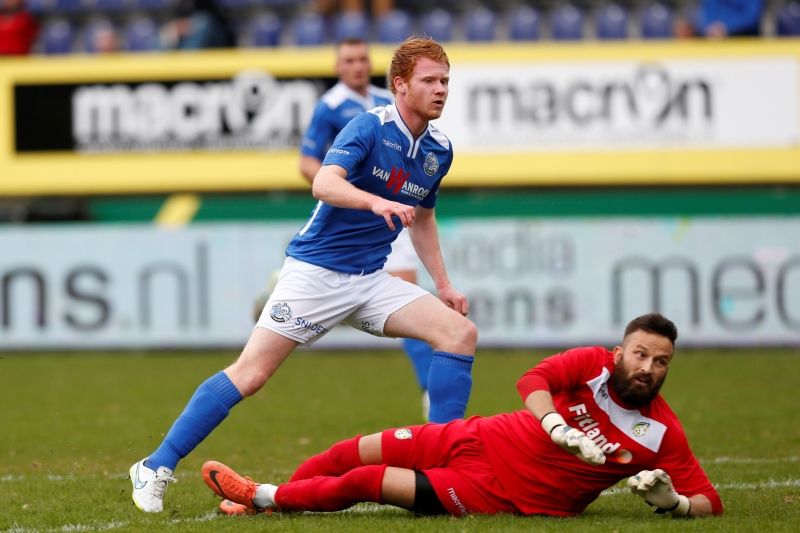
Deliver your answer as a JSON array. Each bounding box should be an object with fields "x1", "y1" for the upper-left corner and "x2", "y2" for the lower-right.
[{"x1": 202, "y1": 313, "x2": 722, "y2": 518}]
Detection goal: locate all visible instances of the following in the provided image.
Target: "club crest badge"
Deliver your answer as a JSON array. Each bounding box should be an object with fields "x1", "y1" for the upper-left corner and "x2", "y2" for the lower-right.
[
  {"x1": 423, "y1": 152, "x2": 439, "y2": 176},
  {"x1": 632, "y1": 421, "x2": 651, "y2": 437},
  {"x1": 269, "y1": 302, "x2": 292, "y2": 323},
  {"x1": 393, "y1": 428, "x2": 413, "y2": 440}
]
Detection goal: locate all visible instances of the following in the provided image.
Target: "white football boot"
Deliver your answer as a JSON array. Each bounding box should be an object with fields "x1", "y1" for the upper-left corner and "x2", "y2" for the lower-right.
[{"x1": 129, "y1": 459, "x2": 176, "y2": 513}]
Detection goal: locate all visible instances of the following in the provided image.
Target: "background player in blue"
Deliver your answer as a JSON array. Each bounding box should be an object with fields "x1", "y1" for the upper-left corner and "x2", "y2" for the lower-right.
[
  {"x1": 298, "y1": 37, "x2": 435, "y2": 419},
  {"x1": 129, "y1": 36, "x2": 477, "y2": 514}
]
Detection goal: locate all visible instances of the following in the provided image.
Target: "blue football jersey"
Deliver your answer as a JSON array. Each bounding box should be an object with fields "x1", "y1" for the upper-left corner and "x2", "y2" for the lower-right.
[
  {"x1": 300, "y1": 82, "x2": 393, "y2": 161},
  {"x1": 287, "y1": 104, "x2": 454, "y2": 274}
]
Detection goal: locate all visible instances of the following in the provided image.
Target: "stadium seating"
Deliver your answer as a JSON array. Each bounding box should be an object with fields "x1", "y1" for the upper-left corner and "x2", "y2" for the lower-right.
[
  {"x1": 54, "y1": 0, "x2": 84, "y2": 12},
  {"x1": 91, "y1": 0, "x2": 129, "y2": 12},
  {"x1": 464, "y1": 6, "x2": 497, "y2": 42},
  {"x1": 40, "y1": 19, "x2": 75, "y2": 54},
  {"x1": 508, "y1": 4, "x2": 541, "y2": 41},
  {"x1": 419, "y1": 8, "x2": 454, "y2": 42},
  {"x1": 23, "y1": 0, "x2": 799, "y2": 54},
  {"x1": 25, "y1": 0, "x2": 51, "y2": 15},
  {"x1": 293, "y1": 11, "x2": 326, "y2": 46},
  {"x1": 133, "y1": 0, "x2": 173, "y2": 11},
  {"x1": 216, "y1": 0, "x2": 251, "y2": 10},
  {"x1": 247, "y1": 11, "x2": 282, "y2": 46},
  {"x1": 640, "y1": 1, "x2": 674, "y2": 39},
  {"x1": 124, "y1": 17, "x2": 161, "y2": 51},
  {"x1": 377, "y1": 9, "x2": 414, "y2": 43},
  {"x1": 551, "y1": 2, "x2": 584, "y2": 40},
  {"x1": 595, "y1": 2, "x2": 629, "y2": 39},
  {"x1": 777, "y1": 0, "x2": 800, "y2": 35},
  {"x1": 333, "y1": 10, "x2": 370, "y2": 41}
]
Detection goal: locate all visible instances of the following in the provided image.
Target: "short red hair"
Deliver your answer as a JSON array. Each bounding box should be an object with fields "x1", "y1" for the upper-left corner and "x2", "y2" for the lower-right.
[{"x1": 387, "y1": 37, "x2": 449, "y2": 94}]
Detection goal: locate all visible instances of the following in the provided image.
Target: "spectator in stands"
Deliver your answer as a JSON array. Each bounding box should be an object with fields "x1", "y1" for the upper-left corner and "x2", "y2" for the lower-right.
[
  {"x1": 160, "y1": 0, "x2": 235, "y2": 50},
  {"x1": 313, "y1": 0, "x2": 393, "y2": 19},
  {"x1": 0, "y1": 0, "x2": 39, "y2": 55},
  {"x1": 86, "y1": 19, "x2": 121, "y2": 53},
  {"x1": 675, "y1": 0, "x2": 764, "y2": 38}
]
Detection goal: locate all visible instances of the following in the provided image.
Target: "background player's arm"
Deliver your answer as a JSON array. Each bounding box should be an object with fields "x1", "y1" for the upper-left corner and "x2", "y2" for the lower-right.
[
  {"x1": 312, "y1": 165, "x2": 415, "y2": 230},
  {"x1": 299, "y1": 155, "x2": 322, "y2": 185},
  {"x1": 408, "y1": 206, "x2": 468, "y2": 315}
]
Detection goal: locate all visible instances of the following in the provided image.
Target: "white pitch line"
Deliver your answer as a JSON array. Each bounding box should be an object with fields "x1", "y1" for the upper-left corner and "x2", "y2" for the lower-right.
[
  {"x1": 602, "y1": 478, "x2": 800, "y2": 496},
  {"x1": 8, "y1": 479, "x2": 799, "y2": 532},
  {"x1": 4, "y1": 513, "x2": 220, "y2": 533},
  {"x1": 703, "y1": 456, "x2": 800, "y2": 464},
  {"x1": 2, "y1": 457, "x2": 792, "y2": 484}
]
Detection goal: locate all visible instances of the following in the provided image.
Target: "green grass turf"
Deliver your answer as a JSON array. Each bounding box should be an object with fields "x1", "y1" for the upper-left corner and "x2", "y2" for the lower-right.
[{"x1": 1, "y1": 348, "x2": 799, "y2": 532}]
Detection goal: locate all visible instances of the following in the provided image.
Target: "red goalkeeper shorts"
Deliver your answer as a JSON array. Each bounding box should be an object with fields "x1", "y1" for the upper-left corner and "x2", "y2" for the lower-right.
[{"x1": 380, "y1": 417, "x2": 517, "y2": 516}]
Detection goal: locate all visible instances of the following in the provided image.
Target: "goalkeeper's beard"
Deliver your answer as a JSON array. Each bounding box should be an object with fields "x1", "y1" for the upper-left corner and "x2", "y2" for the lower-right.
[{"x1": 609, "y1": 362, "x2": 666, "y2": 408}]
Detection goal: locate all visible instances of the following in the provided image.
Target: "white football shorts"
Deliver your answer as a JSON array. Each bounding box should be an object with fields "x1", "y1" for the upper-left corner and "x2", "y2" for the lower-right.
[
  {"x1": 383, "y1": 229, "x2": 418, "y2": 272},
  {"x1": 256, "y1": 256, "x2": 428, "y2": 345}
]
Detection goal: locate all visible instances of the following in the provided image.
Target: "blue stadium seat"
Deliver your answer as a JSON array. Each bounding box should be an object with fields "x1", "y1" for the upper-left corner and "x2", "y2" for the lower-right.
[
  {"x1": 596, "y1": 2, "x2": 629, "y2": 40},
  {"x1": 215, "y1": 0, "x2": 250, "y2": 10},
  {"x1": 551, "y1": 3, "x2": 584, "y2": 40},
  {"x1": 53, "y1": 0, "x2": 84, "y2": 12},
  {"x1": 40, "y1": 19, "x2": 75, "y2": 54},
  {"x1": 247, "y1": 12, "x2": 282, "y2": 46},
  {"x1": 777, "y1": 1, "x2": 800, "y2": 36},
  {"x1": 333, "y1": 10, "x2": 369, "y2": 41},
  {"x1": 464, "y1": 6, "x2": 497, "y2": 42},
  {"x1": 133, "y1": 0, "x2": 173, "y2": 11},
  {"x1": 377, "y1": 9, "x2": 413, "y2": 43},
  {"x1": 640, "y1": 1, "x2": 674, "y2": 39},
  {"x1": 124, "y1": 17, "x2": 160, "y2": 51},
  {"x1": 293, "y1": 12, "x2": 326, "y2": 46},
  {"x1": 508, "y1": 4, "x2": 541, "y2": 41},
  {"x1": 420, "y1": 8, "x2": 454, "y2": 42},
  {"x1": 92, "y1": 0, "x2": 128, "y2": 12},
  {"x1": 26, "y1": 0, "x2": 51, "y2": 16},
  {"x1": 251, "y1": 0, "x2": 296, "y2": 5}
]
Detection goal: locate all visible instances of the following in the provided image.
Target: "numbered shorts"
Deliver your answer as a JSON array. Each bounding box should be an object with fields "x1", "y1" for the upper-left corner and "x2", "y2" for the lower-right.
[
  {"x1": 383, "y1": 229, "x2": 418, "y2": 272},
  {"x1": 256, "y1": 257, "x2": 428, "y2": 345},
  {"x1": 381, "y1": 418, "x2": 517, "y2": 516}
]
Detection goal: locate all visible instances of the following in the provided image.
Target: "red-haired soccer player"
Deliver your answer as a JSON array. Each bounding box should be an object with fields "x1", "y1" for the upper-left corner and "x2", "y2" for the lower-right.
[{"x1": 129, "y1": 36, "x2": 476, "y2": 513}]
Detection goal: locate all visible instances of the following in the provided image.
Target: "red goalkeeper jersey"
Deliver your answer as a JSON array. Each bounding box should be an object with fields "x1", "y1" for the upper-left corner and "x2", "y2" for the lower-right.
[{"x1": 475, "y1": 346, "x2": 723, "y2": 516}]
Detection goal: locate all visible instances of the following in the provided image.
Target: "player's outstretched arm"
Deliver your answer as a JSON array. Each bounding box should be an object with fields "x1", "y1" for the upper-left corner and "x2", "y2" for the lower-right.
[
  {"x1": 312, "y1": 165, "x2": 414, "y2": 229},
  {"x1": 628, "y1": 469, "x2": 714, "y2": 517},
  {"x1": 525, "y1": 390, "x2": 606, "y2": 465},
  {"x1": 408, "y1": 207, "x2": 468, "y2": 315}
]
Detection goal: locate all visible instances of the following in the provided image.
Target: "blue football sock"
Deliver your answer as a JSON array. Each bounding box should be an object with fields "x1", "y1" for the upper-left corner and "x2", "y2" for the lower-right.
[
  {"x1": 426, "y1": 351, "x2": 473, "y2": 423},
  {"x1": 145, "y1": 371, "x2": 242, "y2": 472},
  {"x1": 402, "y1": 338, "x2": 434, "y2": 391}
]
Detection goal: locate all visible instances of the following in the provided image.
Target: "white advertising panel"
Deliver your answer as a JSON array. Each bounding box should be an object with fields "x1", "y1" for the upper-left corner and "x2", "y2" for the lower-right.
[
  {"x1": 439, "y1": 58, "x2": 799, "y2": 151},
  {"x1": 0, "y1": 219, "x2": 798, "y2": 349}
]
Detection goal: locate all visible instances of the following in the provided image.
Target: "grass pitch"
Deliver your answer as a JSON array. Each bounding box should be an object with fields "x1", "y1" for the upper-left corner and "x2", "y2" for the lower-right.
[{"x1": 1, "y1": 348, "x2": 799, "y2": 532}]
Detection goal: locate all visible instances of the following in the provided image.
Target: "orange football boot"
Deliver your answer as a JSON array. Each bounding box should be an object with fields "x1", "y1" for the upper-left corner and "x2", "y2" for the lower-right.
[{"x1": 202, "y1": 461, "x2": 258, "y2": 510}]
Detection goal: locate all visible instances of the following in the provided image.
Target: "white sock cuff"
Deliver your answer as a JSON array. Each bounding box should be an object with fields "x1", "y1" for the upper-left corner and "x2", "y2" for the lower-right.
[{"x1": 253, "y1": 483, "x2": 278, "y2": 509}]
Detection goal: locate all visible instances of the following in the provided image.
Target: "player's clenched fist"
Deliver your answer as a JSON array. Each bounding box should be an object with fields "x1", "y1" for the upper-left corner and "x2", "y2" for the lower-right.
[
  {"x1": 627, "y1": 469, "x2": 690, "y2": 516},
  {"x1": 371, "y1": 198, "x2": 415, "y2": 230},
  {"x1": 540, "y1": 412, "x2": 606, "y2": 465}
]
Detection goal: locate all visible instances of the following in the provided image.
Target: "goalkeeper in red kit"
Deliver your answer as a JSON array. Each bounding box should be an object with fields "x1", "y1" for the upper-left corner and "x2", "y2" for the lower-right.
[{"x1": 202, "y1": 313, "x2": 723, "y2": 518}]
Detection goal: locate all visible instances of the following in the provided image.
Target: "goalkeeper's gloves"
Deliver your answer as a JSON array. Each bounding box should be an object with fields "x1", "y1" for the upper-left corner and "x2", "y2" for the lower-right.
[
  {"x1": 627, "y1": 469, "x2": 691, "y2": 516},
  {"x1": 540, "y1": 412, "x2": 606, "y2": 465}
]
